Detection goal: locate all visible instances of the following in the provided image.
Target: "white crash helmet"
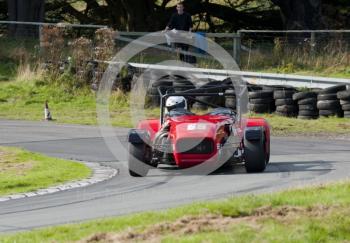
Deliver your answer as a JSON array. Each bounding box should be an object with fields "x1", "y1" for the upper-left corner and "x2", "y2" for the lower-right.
[{"x1": 165, "y1": 96, "x2": 187, "y2": 112}]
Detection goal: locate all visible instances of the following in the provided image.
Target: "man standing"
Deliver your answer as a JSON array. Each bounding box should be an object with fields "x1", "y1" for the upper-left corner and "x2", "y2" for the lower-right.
[{"x1": 164, "y1": 2, "x2": 193, "y2": 62}]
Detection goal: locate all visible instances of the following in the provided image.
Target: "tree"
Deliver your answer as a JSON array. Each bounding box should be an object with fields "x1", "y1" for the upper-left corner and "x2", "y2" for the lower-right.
[
  {"x1": 46, "y1": 0, "x2": 283, "y2": 31},
  {"x1": 270, "y1": 0, "x2": 325, "y2": 29},
  {"x1": 0, "y1": 0, "x2": 7, "y2": 20},
  {"x1": 6, "y1": 0, "x2": 45, "y2": 37},
  {"x1": 5, "y1": 0, "x2": 350, "y2": 34}
]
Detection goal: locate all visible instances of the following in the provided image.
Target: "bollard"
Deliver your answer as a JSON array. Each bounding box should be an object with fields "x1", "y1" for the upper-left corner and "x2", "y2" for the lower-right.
[{"x1": 44, "y1": 100, "x2": 52, "y2": 121}]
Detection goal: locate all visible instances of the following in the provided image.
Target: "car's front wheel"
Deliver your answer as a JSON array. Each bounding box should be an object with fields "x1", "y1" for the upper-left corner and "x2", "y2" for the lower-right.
[
  {"x1": 244, "y1": 130, "x2": 267, "y2": 173},
  {"x1": 128, "y1": 143, "x2": 150, "y2": 177}
]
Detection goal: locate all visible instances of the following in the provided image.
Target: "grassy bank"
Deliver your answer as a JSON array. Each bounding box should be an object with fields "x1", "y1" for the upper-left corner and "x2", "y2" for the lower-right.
[
  {"x1": 0, "y1": 181, "x2": 349, "y2": 242},
  {"x1": 0, "y1": 78, "x2": 350, "y2": 136},
  {"x1": 251, "y1": 66, "x2": 350, "y2": 79},
  {"x1": 251, "y1": 113, "x2": 350, "y2": 137},
  {"x1": 0, "y1": 146, "x2": 91, "y2": 196}
]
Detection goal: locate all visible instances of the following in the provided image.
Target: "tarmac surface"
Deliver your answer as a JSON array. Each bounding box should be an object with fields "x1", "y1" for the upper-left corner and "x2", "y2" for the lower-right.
[{"x1": 0, "y1": 119, "x2": 349, "y2": 232}]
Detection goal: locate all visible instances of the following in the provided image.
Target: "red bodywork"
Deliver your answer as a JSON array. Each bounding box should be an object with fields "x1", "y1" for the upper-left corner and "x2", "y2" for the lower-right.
[{"x1": 137, "y1": 114, "x2": 270, "y2": 168}]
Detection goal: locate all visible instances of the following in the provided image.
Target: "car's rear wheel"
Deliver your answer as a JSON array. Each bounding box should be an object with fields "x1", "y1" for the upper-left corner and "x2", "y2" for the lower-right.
[
  {"x1": 128, "y1": 143, "x2": 150, "y2": 177},
  {"x1": 244, "y1": 130, "x2": 267, "y2": 173}
]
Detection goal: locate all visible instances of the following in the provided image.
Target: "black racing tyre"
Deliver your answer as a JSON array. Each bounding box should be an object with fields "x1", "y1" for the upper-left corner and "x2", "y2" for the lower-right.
[
  {"x1": 275, "y1": 111, "x2": 297, "y2": 117},
  {"x1": 151, "y1": 80, "x2": 173, "y2": 88},
  {"x1": 292, "y1": 92, "x2": 317, "y2": 101},
  {"x1": 319, "y1": 109, "x2": 343, "y2": 117},
  {"x1": 244, "y1": 129, "x2": 267, "y2": 173},
  {"x1": 200, "y1": 81, "x2": 226, "y2": 91},
  {"x1": 248, "y1": 90, "x2": 273, "y2": 99},
  {"x1": 275, "y1": 98, "x2": 295, "y2": 106},
  {"x1": 276, "y1": 105, "x2": 298, "y2": 113},
  {"x1": 344, "y1": 111, "x2": 350, "y2": 118},
  {"x1": 198, "y1": 81, "x2": 226, "y2": 106},
  {"x1": 317, "y1": 93, "x2": 337, "y2": 100},
  {"x1": 317, "y1": 100, "x2": 341, "y2": 110},
  {"x1": 147, "y1": 87, "x2": 160, "y2": 95},
  {"x1": 311, "y1": 88, "x2": 323, "y2": 93},
  {"x1": 298, "y1": 104, "x2": 317, "y2": 111},
  {"x1": 249, "y1": 98, "x2": 274, "y2": 104},
  {"x1": 248, "y1": 103, "x2": 268, "y2": 110},
  {"x1": 225, "y1": 98, "x2": 236, "y2": 109},
  {"x1": 273, "y1": 90, "x2": 295, "y2": 99},
  {"x1": 298, "y1": 110, "x2": 319, "y2": 116},
  {"x1": 225, "y1": 88, "x2": 236, "y2": 94},
  {"x1": 222, "y1": 77, "x2": 235, "y2": 86},
  {"x1": 337, "y1": 90, "x2": 350, "y2": 100},
  {"x1": 225, "y1": 89, "x2": 236, "y2": 108},
  {"x1": 192, "y1": 102, "x2": 208, "y2": 110},
  {"x1": 225, "y1": 89, "x2": 236, "y2": 99},
  {"x1": 248, "y1": 104, "x2": 271, "y2": 113},
  {"x1": 298, "y1": 98, "x2": 317, "y2": 105},
  {"x1": 247, "y1": 84, "x2": 263, "y2": 91},
  {"x1": 196, "y1": 95, "x2": 212, "y2": 104},
  {"x1": 262, "y1": 85, "x2": 295, "y2": 91},
  {"x1": 173, "y1": 80, "x2": 195, "y2": 91},
  {"x1": 298, "y1": 115, "x2": 318, "y2": 120},
  {"x1": 319, "y1": 84, "x2": 347, "y2": 94},
  {"x1": 128, "y1": 143, "x2": 150, "y2": 177},
  {"x1": 340, "y1": 100, "x2": 350, "y2": 105},
  {"x1": 173, "y1": 74, "x2": 187, "y2": 80},
  {"x1": 342, "y1": 104, "x2": 350, "y2": 111}
]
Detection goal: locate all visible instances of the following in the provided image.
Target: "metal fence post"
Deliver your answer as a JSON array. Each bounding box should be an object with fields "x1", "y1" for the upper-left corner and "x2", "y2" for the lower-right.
[
  {"x1": 310, "y1": 32, "x2": 316, "y2": 54},
  {"x1": 233, "y1": 32, "x2": 241, "y2": 66}
]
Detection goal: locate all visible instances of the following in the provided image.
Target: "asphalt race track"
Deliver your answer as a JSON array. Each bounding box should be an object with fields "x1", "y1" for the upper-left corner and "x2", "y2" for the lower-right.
[{"x1": 0, "y1": 120, "x2": 350, "y2": 232}]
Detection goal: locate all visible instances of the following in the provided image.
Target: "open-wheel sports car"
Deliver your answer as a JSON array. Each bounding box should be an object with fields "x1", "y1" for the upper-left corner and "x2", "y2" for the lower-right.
[{"x1": 128, "y1": 82, "x2": 270, "y2": 177}]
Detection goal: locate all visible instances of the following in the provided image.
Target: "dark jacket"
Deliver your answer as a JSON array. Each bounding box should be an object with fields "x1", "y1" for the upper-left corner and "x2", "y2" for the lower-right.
[{"x1": 167, "y1": 12, "x2": 192, "y2": 31}]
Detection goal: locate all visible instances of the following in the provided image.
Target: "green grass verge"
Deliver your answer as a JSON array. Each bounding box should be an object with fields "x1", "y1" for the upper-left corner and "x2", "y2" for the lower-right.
[
  {"x1": 250, "y1": 113, "x2": 350, "y2": 136},
  {"x1": 250, "y1": 66, "x2": 350, "y2": 79},
  {"x1": 0, "y1": 181, "x2": 349, "y2": 242},
  {"x1": 0, "y1": 146, "x2": 91, "y2": 196}
]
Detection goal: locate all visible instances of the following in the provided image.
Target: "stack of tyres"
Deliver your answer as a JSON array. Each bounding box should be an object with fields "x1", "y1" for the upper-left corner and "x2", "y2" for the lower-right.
[
  {"x1": 248, "y1": 90, "x2": 274, "y2": 113},
  {"x1": 274, "y1": 90, "x2": 298, "y2": 117},
  {"x1": 337, "y1": 88, "x2": 350, "y2": 118},
  {"x1": 317, "y1": 85, "x2": 346, "y2": 118},
  {"x1": 173, "y1": 76, "x2": 196, "y2": 93},
  {"x1": 192, "y1": 80, "x2": 208, "y2": 110},
  {"x1": 224, "y1": 88, "x2": 236, "y2": 111},
  {"x1": 193, "y1": 81, "x2": 227, "y2": 110},
  {"x1": 247, "y1": 84, "x2": 263, "y2": 92},
  {"x1": 264, "y1": 85, "x2": 296, "y2": 113},
  {"x1": 173, "y1": 76, "x2": 196, "y2": 107},
  {"x1": 292, "y1": 91, "x2": 318, "y2": 119},
  {"x1": 145, "y1": 77, "x2": 173, "y2": 108}
]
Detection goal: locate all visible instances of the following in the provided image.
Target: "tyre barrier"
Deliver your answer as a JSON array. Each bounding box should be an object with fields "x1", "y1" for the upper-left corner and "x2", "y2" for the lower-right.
[
  {"x1": 145, "y1": 77, "x2": 234, "y2": 110},
  {"x1": 292, "y1": 91, "x2": 318, "y2": 119},
  {"x1": 338, "y1": 89, "x2": 350, "y2": 118},
  {"x1": 248, "y1": 90, "x2": 274, "y2": 113},
  {"x1": 317, "y1": 85, "x2": 346, "y2": 118},
  {"x1": 145, "y1": 80, "x2": 350, "y2": 119},
  {"x1": 273, "y1": 89, "x2": 297, "y2": 117},
  {"x1": 192, "y1": 81, "x2": 231, "y2": 110},
  {"x1": 224, "y1": 88, "x2": 236, "y2": 111},
  {"x1": 145, "y1": 76, "x2": 173, "y2": 108}
]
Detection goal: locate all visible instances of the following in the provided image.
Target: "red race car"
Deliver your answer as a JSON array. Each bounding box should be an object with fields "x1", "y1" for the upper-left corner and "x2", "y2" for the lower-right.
[{"x1": 128, "y1": 83, "x2": 270, "y2": 177}]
